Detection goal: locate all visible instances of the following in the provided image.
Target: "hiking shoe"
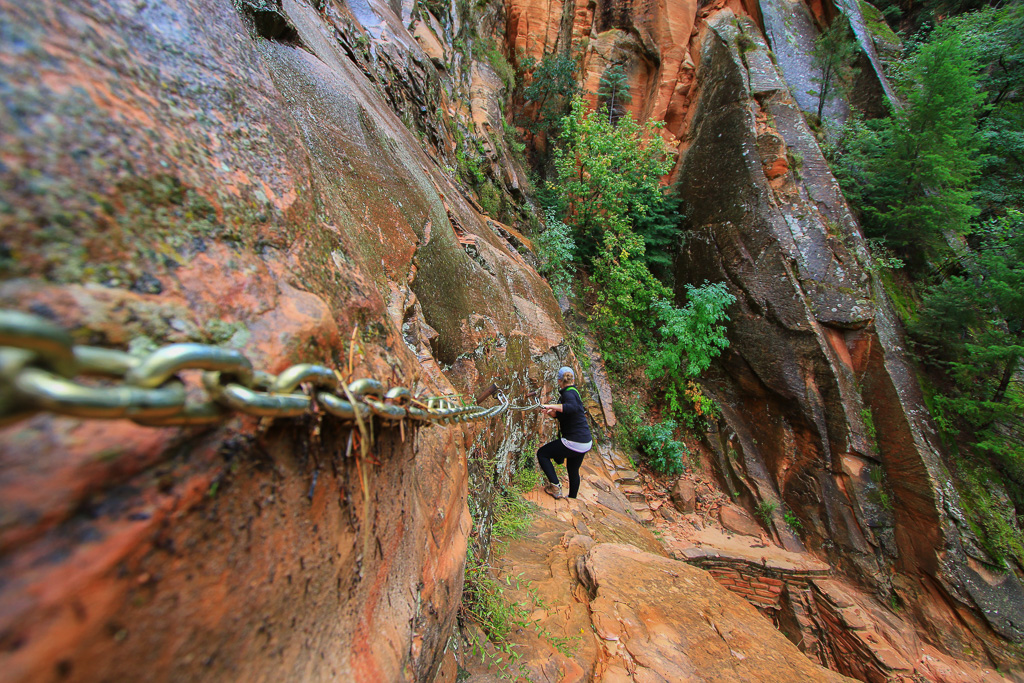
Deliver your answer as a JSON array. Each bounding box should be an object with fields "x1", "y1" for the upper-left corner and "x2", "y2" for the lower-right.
[{"x1": 544, "y1": 483, "x2": 564, "y2": 499}]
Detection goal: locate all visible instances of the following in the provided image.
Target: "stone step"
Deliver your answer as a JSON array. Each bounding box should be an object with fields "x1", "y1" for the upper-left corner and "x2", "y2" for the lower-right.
[
  {"x1": 632, "y1": 507, "x2": 654, "y2": 523},
  {"x1": 612, "y1": 468, "x2": 640, "y2": 485},
  {"x1": 618, "y1": 483, "x2": 643, "y2": 497}
]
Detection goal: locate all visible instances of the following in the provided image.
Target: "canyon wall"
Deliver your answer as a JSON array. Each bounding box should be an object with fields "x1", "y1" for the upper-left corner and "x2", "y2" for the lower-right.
[
  {"x1": 672, "y1": 4, "x2": 1024, "y2": 674},
  {"x1": 2, "y1": 0, "x2": 1023, "y2": 680},
  {"x1": 498, "y1": 0, "x2": 1024, "y2": 671},
  {"x1": 0, "y1": 0, "x2": 563, "y2": 680}
]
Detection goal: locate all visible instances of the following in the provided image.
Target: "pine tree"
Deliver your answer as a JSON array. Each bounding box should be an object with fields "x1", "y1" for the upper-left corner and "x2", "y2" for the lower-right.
[
  {"x1": 597, "y1": 64, "x2": 632, "y2": 125},
  {"x1": 809, "y1": 17, "x2": 859, "y2": 121},
  {"x1": 836, "y1": 30, "x2": 985, "y2": 254}
]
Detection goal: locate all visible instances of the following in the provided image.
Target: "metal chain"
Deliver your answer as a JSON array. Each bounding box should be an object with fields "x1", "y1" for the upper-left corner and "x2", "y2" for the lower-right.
[{"x1": 0, "y1": 310, "x2": 540, "y2": 429}]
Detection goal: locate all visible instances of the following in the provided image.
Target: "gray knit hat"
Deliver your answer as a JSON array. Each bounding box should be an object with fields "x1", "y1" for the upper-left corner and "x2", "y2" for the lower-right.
[{"x1": 557, "y1": 366, "x2": 574, "y2": 383}]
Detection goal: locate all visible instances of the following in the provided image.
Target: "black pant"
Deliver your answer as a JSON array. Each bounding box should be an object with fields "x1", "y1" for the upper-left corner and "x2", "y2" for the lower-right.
[{"x1": 537, "y1": 439, "x2": 587, "y2": 498}]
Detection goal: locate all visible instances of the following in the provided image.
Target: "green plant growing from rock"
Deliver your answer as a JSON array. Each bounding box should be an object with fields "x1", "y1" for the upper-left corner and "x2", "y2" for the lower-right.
[
  {"x1": 861, "y1": 406, "x2": 877, "y2": 442},
  {"x1": 784, "y1": 509, "x2": 803, "y2": 532},
  {"x1": 868, "y1": 466, "x2": 895, "y2": 512},
  {"x1": 475, "y1": 38, "x2": 515, "y2": 92},
  {"x1": 755, "y1": 500, "x2": 777, "y2": 526},
  {"x1": 809, "y1": 17, "x2": 859, "y2": 120},
  {"x1": 534, "y1": 209, "x2": 576, "y2": 298}
]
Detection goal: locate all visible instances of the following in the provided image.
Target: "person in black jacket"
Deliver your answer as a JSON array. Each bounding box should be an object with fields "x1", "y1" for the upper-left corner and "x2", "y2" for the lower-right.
[{"x1": 537, "y1": 366, "x2": 593, "y2": 499}]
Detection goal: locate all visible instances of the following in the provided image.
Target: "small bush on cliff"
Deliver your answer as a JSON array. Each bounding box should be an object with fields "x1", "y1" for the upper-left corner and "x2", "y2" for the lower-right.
[
  {"x1": 590, "y1": 223, "x2": 673, "y2": 361},
  {"x1": 755, "y1": 500, "x2": 777, "y2": 526},
  {"x1": 635, "y1": 419, "x2": 689, "y2": 477},
  {"x1": 534, "y1": 209, "x2": 576, "y2": 298}
]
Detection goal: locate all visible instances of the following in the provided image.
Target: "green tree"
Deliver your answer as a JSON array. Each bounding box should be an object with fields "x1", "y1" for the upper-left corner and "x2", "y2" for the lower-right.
[
  {"x1": 810, "y1": 17, "x2": 859, "y2": 121},
  {"x1": 534, "y1": 209, "x2": 576, "y2": 298},
  {"x1": 941, "y1": 4, "x2": 1024, "y2": 213},
  {"x1": 521, "y1": 52, "x2": 581, "y2": 133},
  {"x1": 835, "y1": 30, "x2": 985, "y2": 254},
  {"x1": 647, "y1": 281, "x2": 735, "y2": 416},
  {"x1": 597, "y1": 63, "x2": 632, "y2": 125},
  {"x1": 633, "y1": 187, "x2": 683, "y2": 282},
  {"x1": 912, "y1": 211, "x2": 1024, "y2": 427},
  {"x1": 590, "y1": 223, "x2": 671, "y2": 361},
  {"x1": 552, "y1": 96, "x2": 673, "y2": 262},
  {"x1": 911, "y1": 210, "x2": 1024, "y2": 560}
]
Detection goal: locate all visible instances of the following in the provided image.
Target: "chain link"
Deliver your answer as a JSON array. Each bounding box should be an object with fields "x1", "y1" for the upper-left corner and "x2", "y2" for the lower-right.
[{"x1": 0, "y1": 310, "x2": 540, "y2": 429}]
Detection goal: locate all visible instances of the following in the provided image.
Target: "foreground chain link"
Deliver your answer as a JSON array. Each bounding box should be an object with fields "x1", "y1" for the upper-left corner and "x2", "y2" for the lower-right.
[{"x1": 0, "y1": 310, "x2": 539, "y2": 428}]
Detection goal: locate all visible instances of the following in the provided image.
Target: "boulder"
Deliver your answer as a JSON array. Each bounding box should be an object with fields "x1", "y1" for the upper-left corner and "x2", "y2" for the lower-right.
[
  {"x1": 577, "y1": 544, "x2": 853, "y2": 682},
  {"x1": 670, "y1": 478, "x2": 696, "y2": 513},
  {"x1": 719, "y1": 504, "x2": 764, "y2": 537}
]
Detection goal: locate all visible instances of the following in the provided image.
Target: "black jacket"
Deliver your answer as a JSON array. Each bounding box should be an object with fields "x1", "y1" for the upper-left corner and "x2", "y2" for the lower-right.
[{"x1": 556, "y1": 386, "x2": 592, "y2": 443}]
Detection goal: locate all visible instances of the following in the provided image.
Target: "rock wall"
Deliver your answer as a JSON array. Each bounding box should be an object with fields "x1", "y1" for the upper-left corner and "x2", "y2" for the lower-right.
[
  {"x1": 3, "y1": 0, "x2": 1024, "y2": 680},
  {"x1": 673, "y1": 7, "x2": 1024, "y2": 673},
  {"x1": 0, "y1": 0, "x2": 565, "y2": 681}
]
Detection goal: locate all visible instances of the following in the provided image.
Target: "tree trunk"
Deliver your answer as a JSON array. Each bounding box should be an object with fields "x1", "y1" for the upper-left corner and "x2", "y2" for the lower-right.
[{"x1": 993, "y1": 352, "x2": 1020, "y2": 404}]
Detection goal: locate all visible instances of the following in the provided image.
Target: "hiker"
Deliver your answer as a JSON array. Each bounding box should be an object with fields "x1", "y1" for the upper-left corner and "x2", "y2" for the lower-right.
[{"x1": 537, "y1": 366, "x2": 592, "y2": 499}]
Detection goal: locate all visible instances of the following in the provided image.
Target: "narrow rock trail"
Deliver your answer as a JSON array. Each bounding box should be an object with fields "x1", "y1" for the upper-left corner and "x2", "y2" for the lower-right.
[
  {"x1": 456, "y1": 448, "x2": 1013, "y2": 682},
  {"x1": 459, "y1": 457, "x2": 854, "y2": 682}
]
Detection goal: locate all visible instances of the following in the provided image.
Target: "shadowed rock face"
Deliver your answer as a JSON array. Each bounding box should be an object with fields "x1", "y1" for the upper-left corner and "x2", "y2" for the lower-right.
[
  {"x1": 675, "y1": 8, "x2": 1024, "y2": 668},
  {"x1": 0, "y1": 0, "x2": 563, "y2": 681}
]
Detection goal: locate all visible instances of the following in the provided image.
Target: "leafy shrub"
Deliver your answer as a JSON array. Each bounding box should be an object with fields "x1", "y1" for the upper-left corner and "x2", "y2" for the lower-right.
[
  {"x1": 591, "y1": 225, "x2": 671, "y2": 366},
  {"x1": 647, "y1": 281, "x2": 734, "y2": 420},
  {"x1": 534, "y1": 209, "x2": 576, "y2": 298},
  {"x1": 634, "y1": 419, "x2": 689, "y2": 477},
  {"x1": 784, "y1": 509, "x2": 803, "y2": 532},
  {"x1": 648, "y1": 281, "x2": 735, "y2": 380},
  {"x1": 755, "y1": 500, "x2": 777, "y2": 526}
]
